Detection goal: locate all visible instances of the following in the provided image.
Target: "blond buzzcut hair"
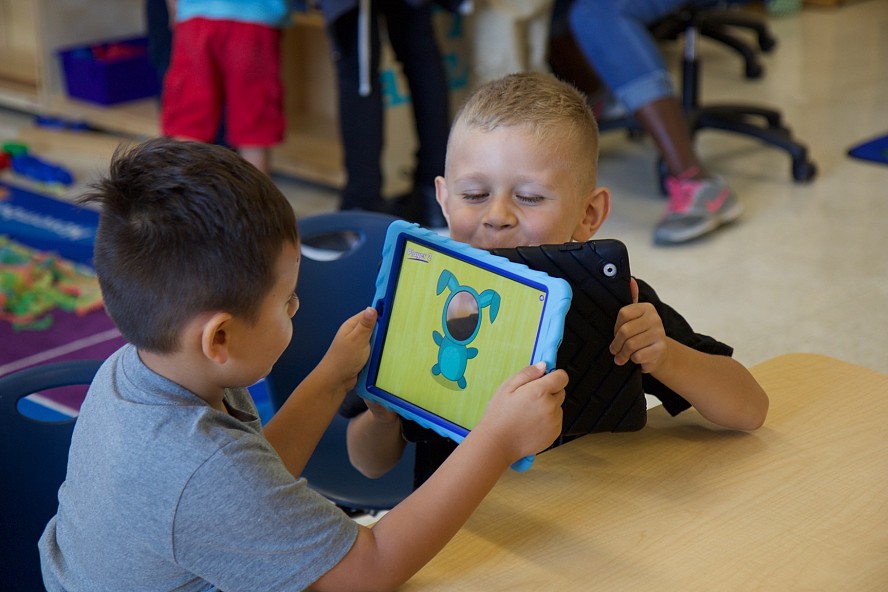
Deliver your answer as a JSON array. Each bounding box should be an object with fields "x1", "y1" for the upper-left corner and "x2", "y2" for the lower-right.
[{"x1": 449, "y1": 72, "x2": 601, "y2": 189}]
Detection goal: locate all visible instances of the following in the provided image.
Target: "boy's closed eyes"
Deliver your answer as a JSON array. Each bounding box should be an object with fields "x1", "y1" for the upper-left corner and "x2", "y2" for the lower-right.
[{"x1": 437, "y1": 123, "x2": 607, "y2": 249}]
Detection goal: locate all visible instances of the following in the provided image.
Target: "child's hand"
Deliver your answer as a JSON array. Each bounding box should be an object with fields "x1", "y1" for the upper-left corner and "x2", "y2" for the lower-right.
[
  {"x1": 320, "y1": 307, "x2": 378, "y2": 391},
  {"x1": 611, "y1": 277, "x2": 668, "y2": 373},
  {"x1": 365, "y1": 400, "x2": 400, "y2": 425},
  {"x1": 475, "y1": 362, "x2": 568, "y2": 460}
]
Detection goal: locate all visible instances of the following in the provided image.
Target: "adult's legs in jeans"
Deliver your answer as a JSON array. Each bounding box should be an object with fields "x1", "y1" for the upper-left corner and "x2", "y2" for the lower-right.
[
  {"x1": 568, "y1": 0, "x2": 701, "y2": 177},
  {"x1": 329, "y1": 7, "x2": 384, "y2": 211},
  {"x1": 568, "y1": 0, "x2": 742, "y2": 243},
  {"x1": 382, "y1": 0, "x2": 451, "y2": 226},
  {"x1": 239, "y1": 146, "x2": 270, "y2": 175}
]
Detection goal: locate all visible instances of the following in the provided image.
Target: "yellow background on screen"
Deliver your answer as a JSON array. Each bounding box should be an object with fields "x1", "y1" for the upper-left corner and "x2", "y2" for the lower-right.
[{"x1": 376, "y1": 240, "x2": 547, "y2": 431}]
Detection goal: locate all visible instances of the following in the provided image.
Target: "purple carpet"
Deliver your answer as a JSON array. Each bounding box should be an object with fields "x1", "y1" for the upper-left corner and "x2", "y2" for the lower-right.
[
  {"x1": 1, "y1": 180, "x2": 124, "y2": 413},
  {"x1": 1, "y1": 180, "x2": 272, "y2": 422}
]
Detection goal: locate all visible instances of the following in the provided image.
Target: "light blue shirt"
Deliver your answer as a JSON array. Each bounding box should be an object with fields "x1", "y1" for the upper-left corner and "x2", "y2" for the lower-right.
[{"x1": 176, "y1": 0, "x2": 293, "y2": 28}]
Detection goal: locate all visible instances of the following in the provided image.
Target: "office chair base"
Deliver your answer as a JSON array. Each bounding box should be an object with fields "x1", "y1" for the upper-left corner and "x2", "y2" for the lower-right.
[
  {"x1": 689, "y1": 104, "x2": 818, "y2": 183},
  {"x1": 652, "y1": 8, "x2": 777, "y2": 80}
]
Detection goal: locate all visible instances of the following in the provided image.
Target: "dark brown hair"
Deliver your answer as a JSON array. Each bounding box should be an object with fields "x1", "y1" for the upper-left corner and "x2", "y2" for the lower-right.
[{"x1": 81, "y1": 138, "x2": 298, "y2": 353}]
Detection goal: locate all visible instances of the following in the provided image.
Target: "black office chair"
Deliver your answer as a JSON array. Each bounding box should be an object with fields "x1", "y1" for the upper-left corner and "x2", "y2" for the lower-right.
[
  {"x1": 652, "y1": 4, "x2": 777, "y2": 80},
  {"x1": 0, "y1": 359, "x2": 103, "y2": 592},
  {"x1": 265, "y1": 211, "x2": 416, "y2": 515},
  {"x1": 665, "y1": 4, "x2": 817, "y2": 183},
  {"x1": 552, "y1": 2, "x2": 816, "y2": 186}
]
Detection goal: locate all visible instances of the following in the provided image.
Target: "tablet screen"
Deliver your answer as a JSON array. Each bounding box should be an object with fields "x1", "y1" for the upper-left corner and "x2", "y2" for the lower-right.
[{"x1": 367, "y1": 237, "x2": 553, "y2": 434}]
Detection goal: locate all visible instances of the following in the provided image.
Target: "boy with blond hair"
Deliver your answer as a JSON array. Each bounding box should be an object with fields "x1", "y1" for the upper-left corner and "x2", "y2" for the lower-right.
[{"x1": 344, "y1": 72, "x2": 769, "y2": 486}]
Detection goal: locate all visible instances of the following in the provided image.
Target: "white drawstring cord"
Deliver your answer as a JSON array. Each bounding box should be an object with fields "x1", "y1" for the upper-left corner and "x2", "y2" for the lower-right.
[{"x1": 358, "y1": 0, "x2": 371, "y2": 96}]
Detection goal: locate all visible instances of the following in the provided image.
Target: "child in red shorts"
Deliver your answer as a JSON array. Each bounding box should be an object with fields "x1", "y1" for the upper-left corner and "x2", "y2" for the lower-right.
[{"x1": 161, "y1": 1, "x2": 292, "y2": 174}]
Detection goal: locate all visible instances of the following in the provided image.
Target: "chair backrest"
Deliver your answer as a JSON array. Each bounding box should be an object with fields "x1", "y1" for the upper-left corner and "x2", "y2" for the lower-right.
[
  {"x1": 265, "y1": 211, "x2": 415, "y2": 512},
  {"x1": 0, "y1": 359, "x2": 103, "y2": 592}
]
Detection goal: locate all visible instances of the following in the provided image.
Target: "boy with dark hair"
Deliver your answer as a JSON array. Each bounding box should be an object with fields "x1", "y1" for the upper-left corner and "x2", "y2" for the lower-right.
[{"x1": 39, "y1": 137, "x2": 568, "y2": 591}]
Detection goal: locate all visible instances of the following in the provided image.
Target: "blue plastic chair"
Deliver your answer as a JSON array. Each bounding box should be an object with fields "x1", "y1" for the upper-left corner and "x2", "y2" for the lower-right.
[
  {"x1": 0, "y1": 359, "x2": 103, "y2": 592},
  {"x1": 265, "y1": 211, "x2": 416, "y2": 513}
]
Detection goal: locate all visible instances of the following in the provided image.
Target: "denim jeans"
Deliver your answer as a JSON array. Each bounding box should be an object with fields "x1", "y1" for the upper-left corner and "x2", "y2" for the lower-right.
[{"x1": 566, "y1": 0, "x2": 702, "y2": 113}]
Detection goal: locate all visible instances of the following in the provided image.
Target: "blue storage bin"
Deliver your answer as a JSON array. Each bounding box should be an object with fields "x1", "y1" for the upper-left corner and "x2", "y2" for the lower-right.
[{"x1": 58, "y1": 36, "x2": 160, "y2": 105}]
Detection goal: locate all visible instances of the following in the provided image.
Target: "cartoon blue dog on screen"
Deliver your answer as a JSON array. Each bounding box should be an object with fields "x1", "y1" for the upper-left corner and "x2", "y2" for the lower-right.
[{"x1": 432, "y1": 270, "x2": 501, "y2": 389}]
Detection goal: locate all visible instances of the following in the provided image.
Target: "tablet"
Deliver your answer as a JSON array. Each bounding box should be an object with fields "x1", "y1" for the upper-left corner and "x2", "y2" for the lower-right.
[
  {"x1": 491, "y1": 240, "x2": 646, "y2": 443},
  {"x1": 357, "y1": 221, "x2": 572, "y2": 471}
]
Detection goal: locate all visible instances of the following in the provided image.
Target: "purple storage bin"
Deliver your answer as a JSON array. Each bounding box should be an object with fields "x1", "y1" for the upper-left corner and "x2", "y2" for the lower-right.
[{"x1": 58, "y1": 36, "x2": 160, "y2": 105}]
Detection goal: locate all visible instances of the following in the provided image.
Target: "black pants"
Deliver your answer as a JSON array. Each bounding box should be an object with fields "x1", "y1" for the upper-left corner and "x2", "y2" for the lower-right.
[{"x1": 328, "y1": 0, "x2": 450, "y2": 210}]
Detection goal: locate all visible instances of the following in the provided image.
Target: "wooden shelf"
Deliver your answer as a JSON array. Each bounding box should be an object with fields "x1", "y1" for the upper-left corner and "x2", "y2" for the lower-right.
[
  {"x1": 276, "y1": 11, "x2": 343, "y2": 187},
  {"x1": 45, "y1": 95, "x2": 159, "y2": 137},
  {"x1": 274, "y1": 116, "x2": 344, "y2": 186},
  {"x1": 0, "y1": 79, "x2": 41, "y2": 111}
]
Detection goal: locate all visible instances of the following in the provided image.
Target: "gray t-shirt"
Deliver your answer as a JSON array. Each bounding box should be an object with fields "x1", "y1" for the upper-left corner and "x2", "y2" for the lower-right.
[{"x1": 39, "y1": 344, "x2": 358, "y2": 591}]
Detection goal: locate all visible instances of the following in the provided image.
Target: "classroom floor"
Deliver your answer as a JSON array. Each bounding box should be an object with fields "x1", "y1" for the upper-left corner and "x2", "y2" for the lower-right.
[{"x1": 1, "y1": 0, "x2": 886, "y2": 376}]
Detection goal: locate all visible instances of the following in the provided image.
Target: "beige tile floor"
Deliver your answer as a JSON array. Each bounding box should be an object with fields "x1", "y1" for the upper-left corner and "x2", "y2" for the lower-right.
[
  {"x1": 592, "y1": 1, "x2": 888, "y2": 375},
  {"x1": 1, "y1": 1, "x2": 885, "y2": 375}
]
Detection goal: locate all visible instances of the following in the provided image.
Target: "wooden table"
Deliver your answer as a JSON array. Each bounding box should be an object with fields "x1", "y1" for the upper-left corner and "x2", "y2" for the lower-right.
[{"x1": 403, "y1": 354, "x2": 888, "y2": 591}]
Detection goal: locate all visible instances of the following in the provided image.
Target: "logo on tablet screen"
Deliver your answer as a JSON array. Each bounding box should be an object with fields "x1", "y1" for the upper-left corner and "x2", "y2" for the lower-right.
[{"x1": 406, "y1": 247, "x2": 431, "y2": 263}]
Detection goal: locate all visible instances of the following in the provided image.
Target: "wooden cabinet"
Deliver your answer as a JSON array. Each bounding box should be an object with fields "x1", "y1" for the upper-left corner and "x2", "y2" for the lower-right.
[
  {"x1": 0, "y1": 0, "x2": 39, "y2": 88},
  {"x1": 276, "y1": 11, "x2": 344, "y2": 188},
  {"x1": 0, "y1": 0, "x2": 151, "y2": 124}
]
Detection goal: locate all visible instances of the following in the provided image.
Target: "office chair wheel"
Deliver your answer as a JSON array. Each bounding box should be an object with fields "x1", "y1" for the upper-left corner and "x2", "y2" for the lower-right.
[
  {"x1": 792, "y1": 160, "x2": 818, "y2": 183},
  {"x1": 759, "y1": 31, "x2": 777, "y2": 53},
  {"x1": 745, "y1": 60, "x2": 764, "y2": 79}
]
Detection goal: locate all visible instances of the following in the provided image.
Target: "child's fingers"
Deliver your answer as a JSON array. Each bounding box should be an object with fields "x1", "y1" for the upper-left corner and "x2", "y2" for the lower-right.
[
  {"x1": 612, "y1": 322, "x2": 646, "y2": 366},
  {"x1": 500, "y1": 361, "x2": 548, "y2": 393},
  {"x1": 340, "y1": 307, "x2": 377, "y2": 337},
  {"x1": 366, "y1": 402, "x2": 400, "y2": 423},
  {"x1": 611, "y1": 330, "x2": 637, "y2": 366},
  {"x1": 358, "y1": 306, "x2": 377, "y2": 329},
  {"x1": 484, "y1": 366, "x2": 567, "y2": 458},
  {"x1": 610, "y1": 302, "x2": 648, "y2": 360},
  {"x1": 630, "y1": 276, "x2": 639, "y2": 305},
  {"x1": 503, "y1": 363, "x2": 568, "y2": 398},
  {"x1": 612, "y1": 323, "x2": 666, "y2": 370},
  {"x1": 530, "y1": 368, "x2": 568, "y2": 401},
  {"x1": 610, "y1": 306, "x2": 635, "y2": 355}
]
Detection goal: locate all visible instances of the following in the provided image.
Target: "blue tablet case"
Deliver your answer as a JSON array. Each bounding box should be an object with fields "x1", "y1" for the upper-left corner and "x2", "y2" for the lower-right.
[{"x1": 357, "y1": 221, "x2": 572, "y2": 471}]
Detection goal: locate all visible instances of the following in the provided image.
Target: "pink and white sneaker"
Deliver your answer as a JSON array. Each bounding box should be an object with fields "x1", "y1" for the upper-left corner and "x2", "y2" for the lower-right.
[{"x1": 654, "y1": 172, "x2": 744, "y2": 244}]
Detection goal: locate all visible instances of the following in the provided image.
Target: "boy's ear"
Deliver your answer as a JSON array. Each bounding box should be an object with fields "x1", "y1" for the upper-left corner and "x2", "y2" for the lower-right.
[
  {"x1": 572, "y1": 186, "x2": 611, "y2": 242},
  {"x1": 199, "y1": 312, "x2": 234, "y2": 365},
  {"x1": 435, "y1": 176, "x2": 450, "y2": 222}
]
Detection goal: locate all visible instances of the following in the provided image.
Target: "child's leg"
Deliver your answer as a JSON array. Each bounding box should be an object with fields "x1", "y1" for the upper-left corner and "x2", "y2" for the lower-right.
[
  {"x1": 220, "y1": 22, "x2": 284, "y2": 174},
  {"x1": 238, "y1": 146, "x2": 270, "y2": 175},
  {"x1": 161, "y1": 19, "x2": 224, "y2": 142}
]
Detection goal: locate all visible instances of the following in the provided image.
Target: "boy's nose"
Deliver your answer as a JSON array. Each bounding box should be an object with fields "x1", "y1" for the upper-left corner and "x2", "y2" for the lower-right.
[{"x1": 482, "y1": 195, "x2": 517, "y2": 229}]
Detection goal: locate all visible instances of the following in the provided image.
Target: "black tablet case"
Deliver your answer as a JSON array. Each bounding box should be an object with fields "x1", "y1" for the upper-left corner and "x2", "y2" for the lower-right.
[{"x1": 491, "y1": 240, "x2": 646, "y2": 437}]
